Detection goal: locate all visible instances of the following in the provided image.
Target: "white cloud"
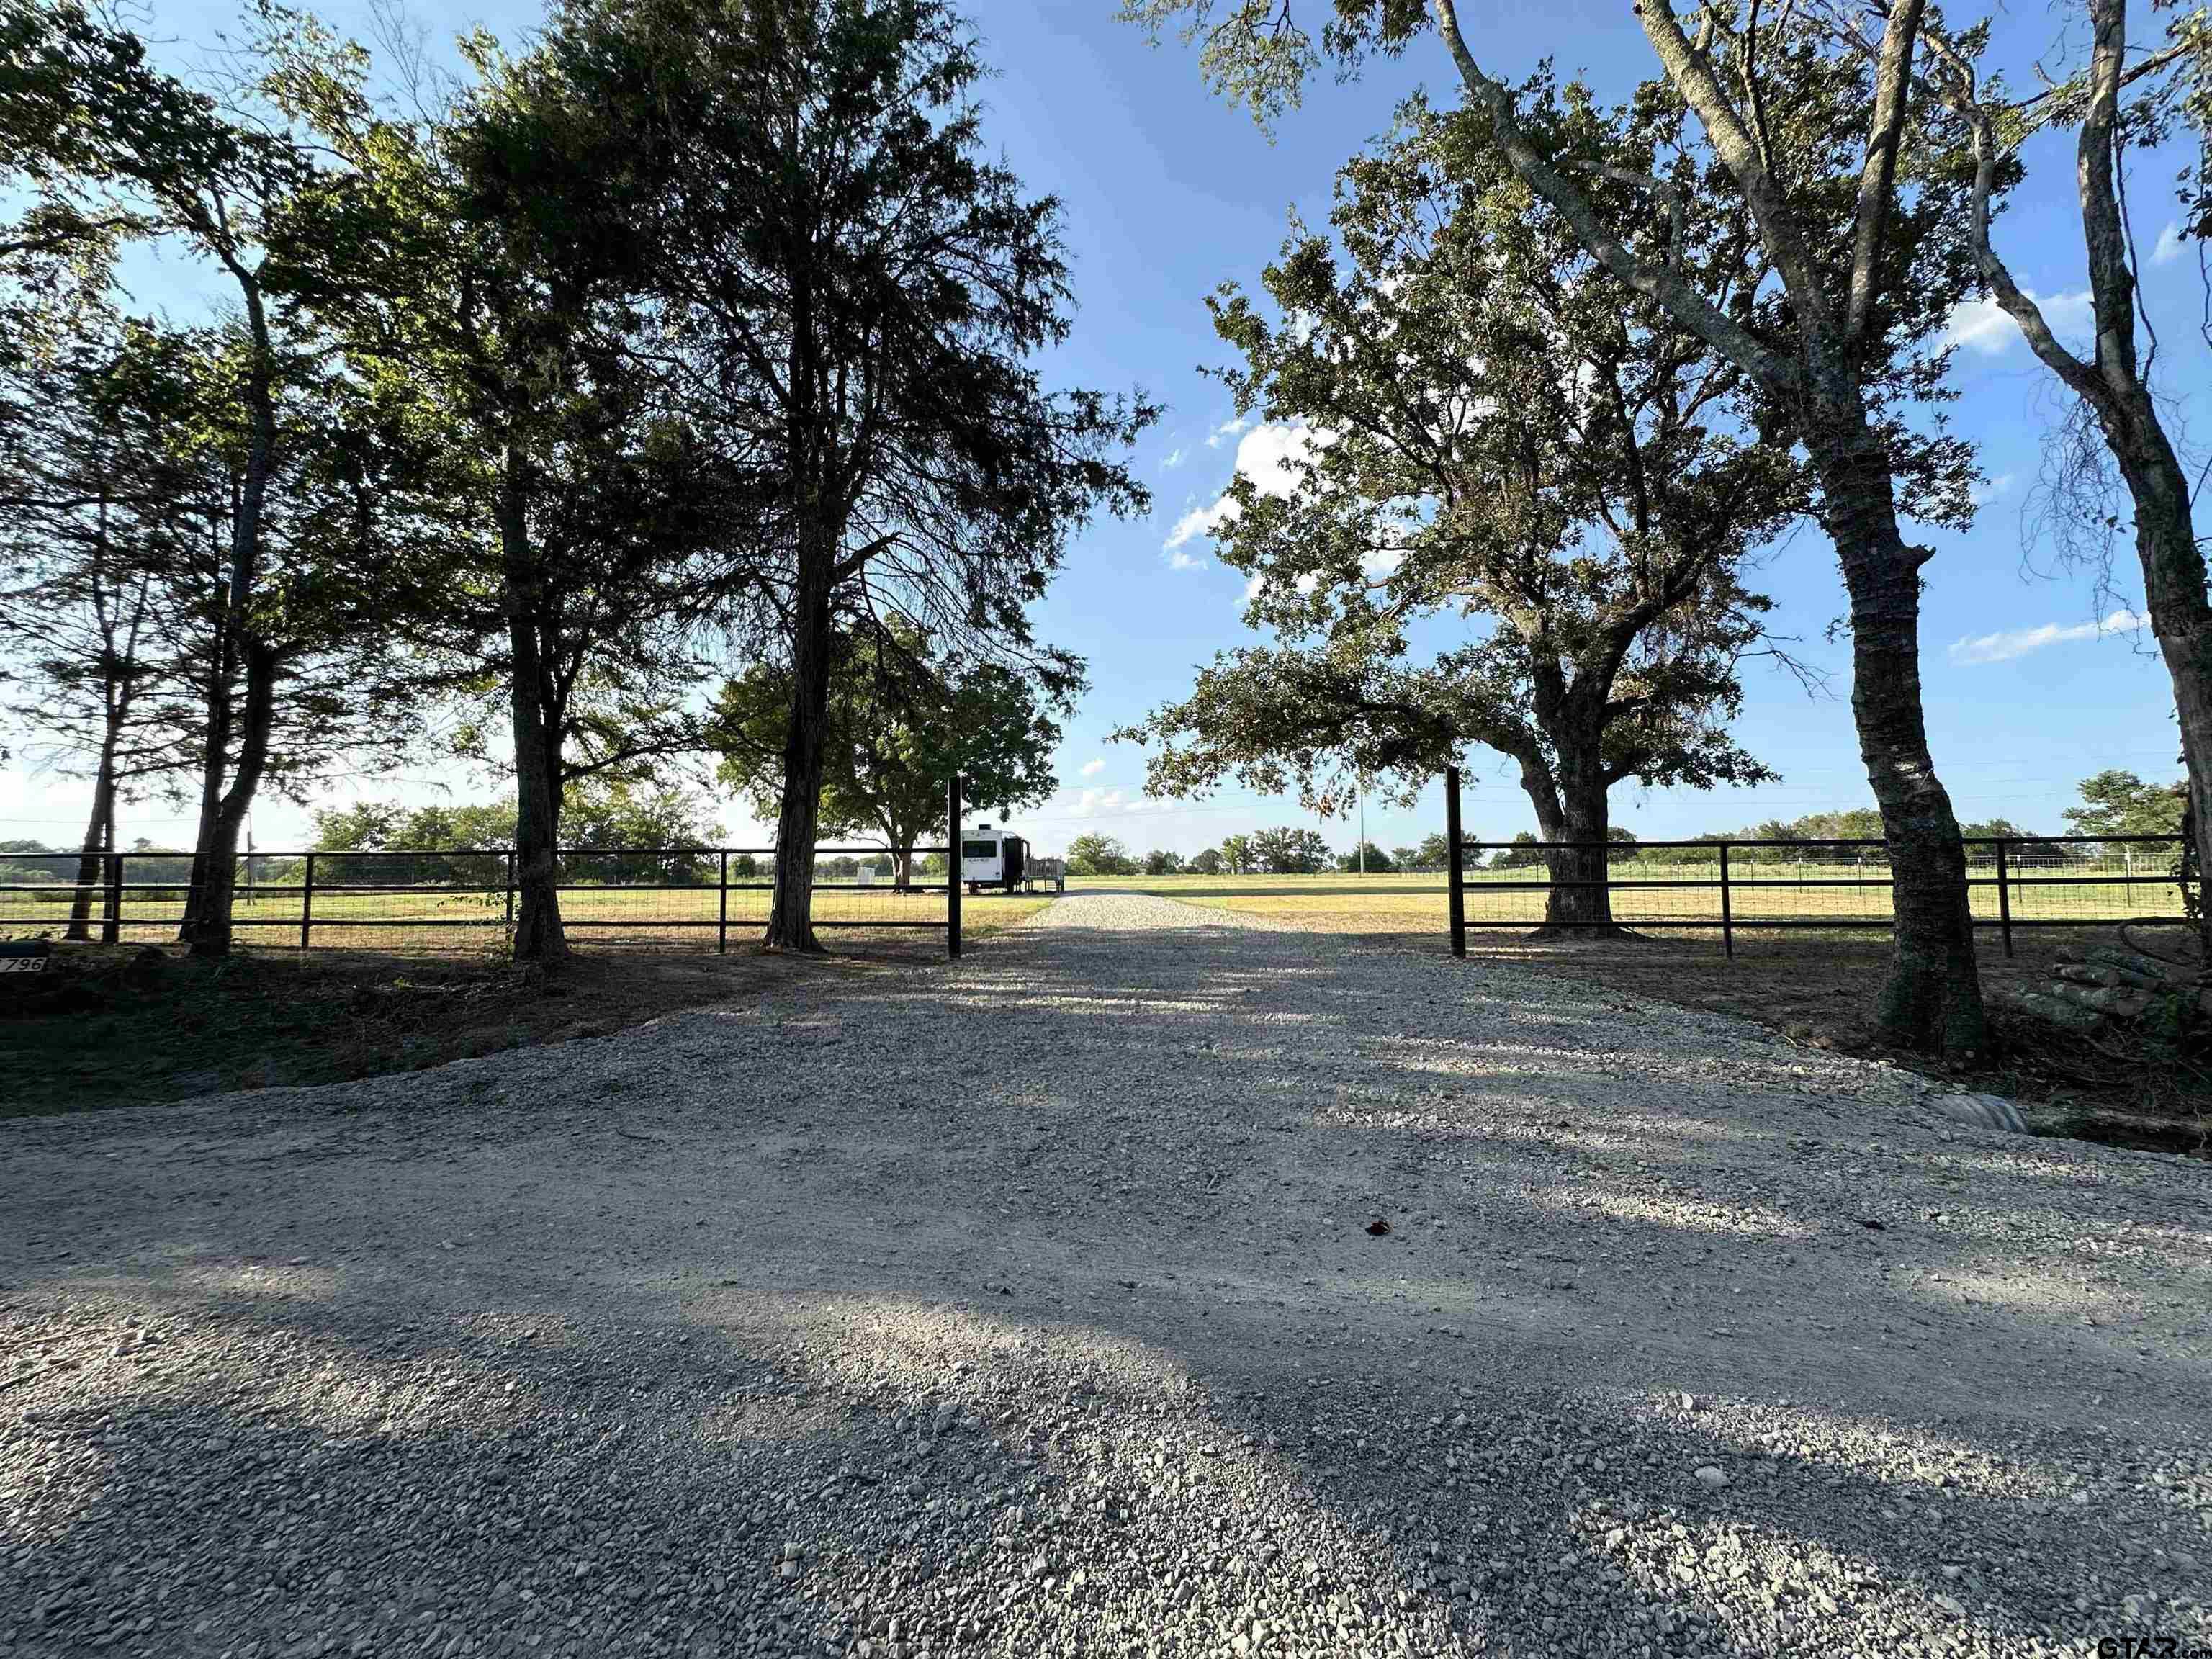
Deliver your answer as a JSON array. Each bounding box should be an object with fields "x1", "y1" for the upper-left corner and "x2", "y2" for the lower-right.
[
  {"x1": 1205, "y1": 414, "x2": 1252, "y2": 449},
  {"x1": 2153, "y1": 220, "x2": 2187, "y2": 266},
  {"x1": 1969, "y1": 472, "x2": 2015, "y2": 508},
  {"x1": 1161, "y1": 446, "x2": 1187, "y2": 470},
  {"x1": 1050, "y1": 787, "x2": 1180, "y2": 822},
  {"x1": 1163, "y1": 423, "x2": 1324, "y2": 556},
  {"x1": 1164, "y1": 496, "x2": 1238, "y2": 553},
  {"x1": 1079, "y1": 757, "x2": 1106, "y2": 778},
  {"x1": 1948, "y1": 608, "x2": 2144, "y2": 665},
  {"x1": 1232, "y1": 421, "x2": 1321, "y2": 496},
  {"x1": 1941, "y1": 289, "x2": 2095, "y2": 356}
]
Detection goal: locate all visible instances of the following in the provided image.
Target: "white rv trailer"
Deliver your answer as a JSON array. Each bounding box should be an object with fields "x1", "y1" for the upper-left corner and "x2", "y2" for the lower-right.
[{"x1": 960, "y1": 822, "x2": 1066, "y2": 894}]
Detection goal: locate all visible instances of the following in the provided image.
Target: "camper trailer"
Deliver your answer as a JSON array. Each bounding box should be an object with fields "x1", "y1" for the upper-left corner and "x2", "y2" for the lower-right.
[
  {"x1": 960, "y1": 823, "x2": 1067, "y2": 894},
  {"x1": 960, "y1": 823, "x2": 1027, "y2": 894}
]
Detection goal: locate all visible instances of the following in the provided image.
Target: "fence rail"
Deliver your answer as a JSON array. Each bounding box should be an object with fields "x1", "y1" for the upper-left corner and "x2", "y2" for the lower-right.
[
  {"x1": 4, "y1": 777, "x2": 984, "y2": 959},
  {"x1": 0, "y1": 842, "x2": 965, "y2": 958},
  {"x1": 1439, "y1": 767, "x2": 2192, "y2": 958}
]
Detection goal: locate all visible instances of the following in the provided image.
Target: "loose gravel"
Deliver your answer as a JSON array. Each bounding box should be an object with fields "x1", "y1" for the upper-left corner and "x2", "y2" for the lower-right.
[{"x1": 2, "y1": 891, "x2": 2208, "y2": 1659}]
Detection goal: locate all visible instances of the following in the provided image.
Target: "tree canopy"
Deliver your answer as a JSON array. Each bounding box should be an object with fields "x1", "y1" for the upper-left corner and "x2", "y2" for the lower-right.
[
  {"x1": 1118, "y1": 101, "x2": 1802, "y2": 927},
  {"x1": 716, "y1": 624, "x2": 1063, "y2": 883},
  {"x1": 2063, "y1": 770, "x2": 2190, "y2": 840}
]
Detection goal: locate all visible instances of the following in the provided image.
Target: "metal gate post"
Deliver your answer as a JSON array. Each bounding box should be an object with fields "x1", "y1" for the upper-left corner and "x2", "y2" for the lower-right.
[
  {"x1": 300, "y1": 851, "x2": 315, "y2": 950},
  {"x1": 947, "y1": 775, "x2": 963, "y2": 961},
  {"x1": 1445, "y1": 765, "x2": 1466, "y2": 959},
  {"x1": 717, "y1": 849, "x2": 729, "y2": 956},
  {"x1": 1995, "y1": 837, "x2": 2014, "y2": 958},
  {"x1": 1719, "y1": 842, "x2": 1734, "y2": 959},
  {"x1": 104, "y1": 850, "x2": 122, "y2": 945}
]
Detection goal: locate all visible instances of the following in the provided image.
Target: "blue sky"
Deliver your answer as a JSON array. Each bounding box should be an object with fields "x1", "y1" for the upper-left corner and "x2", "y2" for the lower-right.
[{"x1": 4, "y1": 0, "x2": 2201, "y2": 858}]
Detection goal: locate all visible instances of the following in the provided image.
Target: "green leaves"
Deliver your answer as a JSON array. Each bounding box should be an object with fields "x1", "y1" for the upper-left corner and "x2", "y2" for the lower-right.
[
  {"x1": 714, "y1": 622, "x2": 1064, "y2": 853},
  {"x1": 1124, "y1": 95, "x2": 1796, "y2": 827},
  {"x1": 2063, "y1": 770, "x2": 2189, "y2": 840}
]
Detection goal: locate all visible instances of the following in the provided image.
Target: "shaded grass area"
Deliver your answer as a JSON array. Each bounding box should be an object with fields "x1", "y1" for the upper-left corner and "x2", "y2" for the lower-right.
[{"x1": 0, "y1": 896, "x2": 1048, "y2": 1118}]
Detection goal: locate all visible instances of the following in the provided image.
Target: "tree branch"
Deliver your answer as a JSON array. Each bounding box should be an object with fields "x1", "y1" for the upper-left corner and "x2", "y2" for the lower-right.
[
  {"x1": 1844, "y1": 0, "x2": 1928, "y2": 344},
  {"x1": 1428, "y1": 0, "x2": 1797, "y2": 390}
]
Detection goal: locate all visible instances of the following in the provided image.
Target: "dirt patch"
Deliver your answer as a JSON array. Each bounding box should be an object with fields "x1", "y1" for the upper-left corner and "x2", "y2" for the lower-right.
[
  {"x1": 0, "y1": 932, "x2": 949, "y2": 1118},
  {"x1": 1449, "y1": 923, "x2": 2209, "y2": 1159}
]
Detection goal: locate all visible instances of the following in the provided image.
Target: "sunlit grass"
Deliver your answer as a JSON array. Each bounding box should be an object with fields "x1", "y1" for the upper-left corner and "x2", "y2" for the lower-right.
[
  {"x1": 0, "y1": 881, "x2": 1051, "y2": 950},
  {"x1": 1066, "y1": 860, "x2": 2188, "y2": 934}
]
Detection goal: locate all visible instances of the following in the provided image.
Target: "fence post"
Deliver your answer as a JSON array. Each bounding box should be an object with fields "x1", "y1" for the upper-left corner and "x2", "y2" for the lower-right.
[
  {"x1": 1719, "y1": 841, "x2": 1734, "y2": 959},
  {"x1": 947, "y1": 774, "x2": 963, "y2": 961},
  {"x1": 104, "y1": 850, "x2": 122, "y2": 945},
  {"x1": 300, "y1": 852, "x2": 315, "y2": 950},
  {"x1": 1445, "y1": 765, "x2": 1466, "y2": 960},
  {"x1": 718, "y1": 849, "x2": 729, "y2": 956},
  {"x1": 1995, "y1": 837, "x2": 2014, "y2": 958},
  {"x1": 503, "y1": 850, "x2": 516, "y2": 938}
]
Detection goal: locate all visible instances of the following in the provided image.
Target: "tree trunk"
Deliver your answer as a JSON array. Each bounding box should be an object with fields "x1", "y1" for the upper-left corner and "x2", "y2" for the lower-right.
[
  {"x1": 1512, "y1": 736, "x2": 1629, "y2": 935},
  {"x1": 184, "y1": 300, "x2": 274, "y2": 949},
  {"x1": 188, "y1": 639, "x2": 277, "y2": 959},
  {"x1": 179, "y1": 572, "x2": 238, "y2": 945},
  {"x1": 66, "y1": 749, "x2": 117, "y2": 943},
  {"x1": 99, "y1": 812, "x2": 119, "y2": 945},
  {"x1": 2103, "y1": 393, "x2": 2212, "y2": 953},
  {"x1": 1538, "y1": 746, "x2": 1622, "y2": 934},
  {"x1": 501, "y1": 464, "x2": 568, "y2": 966},
  {"x1": 1807, "y1": 408, "x2": 1987, "y2": 1056},
  {"x1": 766, "y1": 548, "x2": 836, "y2": 951},
  {"x1": 2075, "y1": 0, "x2": 2212, "y2": 953}
]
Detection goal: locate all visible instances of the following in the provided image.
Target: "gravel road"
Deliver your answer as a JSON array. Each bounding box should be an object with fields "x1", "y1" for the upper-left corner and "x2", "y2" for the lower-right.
[{"x1": 3, "y1": 891, "x2": 2208, "y2": 1659}]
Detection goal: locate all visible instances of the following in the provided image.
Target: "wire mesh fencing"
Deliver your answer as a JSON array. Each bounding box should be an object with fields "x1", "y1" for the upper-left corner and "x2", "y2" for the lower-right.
[{"x1": 0, "y1": 845, "x2": 960, "y2": 957}]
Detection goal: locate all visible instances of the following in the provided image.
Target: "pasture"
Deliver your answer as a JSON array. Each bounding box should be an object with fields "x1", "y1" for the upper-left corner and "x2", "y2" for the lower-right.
[
  {"x1": 1071, "y1": 847, "x2": 2190, "y2": 935},
  {"x1": 0, "y1": 879, "x2": 1053, "y2": 953}
]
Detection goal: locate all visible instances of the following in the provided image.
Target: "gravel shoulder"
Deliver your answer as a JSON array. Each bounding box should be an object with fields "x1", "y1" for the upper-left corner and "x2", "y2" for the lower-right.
[{"x1": 3, "y1": 891, "x2": 2208, "y2": 1659}]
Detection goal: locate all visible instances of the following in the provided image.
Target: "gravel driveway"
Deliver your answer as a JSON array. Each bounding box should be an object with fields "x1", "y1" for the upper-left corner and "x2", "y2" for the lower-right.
[{"x1": 3, "y1": 891, "x2": 2208, "y2": 1659}]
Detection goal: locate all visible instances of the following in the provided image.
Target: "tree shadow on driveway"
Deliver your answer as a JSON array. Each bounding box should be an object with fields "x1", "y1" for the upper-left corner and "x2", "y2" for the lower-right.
[{"x1": 3, "y1": 896, "x2": 2206, "y2": 1656}]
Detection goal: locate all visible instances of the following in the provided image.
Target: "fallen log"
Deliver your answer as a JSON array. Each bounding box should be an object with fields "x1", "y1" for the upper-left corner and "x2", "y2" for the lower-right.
[
  {"x1": 2050, "y1": 981, "x2": 2154, "y2": 1019},
  {"x1": 2054, "y1": 963, "x2": 2126, "y2": 989},
  {"x1": 2082, "y1": 948, "x2": 2178, "y2": 988},
  {"x1": 1987, "y1": 985, "x2": 2108, "y2": 1034}
]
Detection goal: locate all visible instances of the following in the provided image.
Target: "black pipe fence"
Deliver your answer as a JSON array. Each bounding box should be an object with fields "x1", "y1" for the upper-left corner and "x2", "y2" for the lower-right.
[
  {"x1": 1440, "y1": 767, "x2": 2193, "y2": 958},
  {"x1": 0, "y1": 840, "x2": 966, "y2": 958}
]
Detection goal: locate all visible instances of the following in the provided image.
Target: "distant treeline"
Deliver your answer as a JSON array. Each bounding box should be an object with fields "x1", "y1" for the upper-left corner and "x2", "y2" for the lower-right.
[{"x1": 1072, "y1": 779, "x2": 2186, "y2": 879}]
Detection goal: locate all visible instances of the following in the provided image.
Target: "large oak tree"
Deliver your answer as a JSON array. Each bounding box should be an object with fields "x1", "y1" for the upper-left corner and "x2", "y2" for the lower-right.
[
  {"x1": 1125, "y1": 0, "x2": 1998, "y2": 1053},
  {"x1": 1119, "y1": 99, "x2": 1806, "y2": 931}
]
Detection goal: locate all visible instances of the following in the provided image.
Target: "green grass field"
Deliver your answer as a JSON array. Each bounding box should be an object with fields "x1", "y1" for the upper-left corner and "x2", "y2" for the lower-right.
[
  {"x1": 0, "y1": 880, "x2": 1052, "y2": 953},
  {"x1": 1067, "y1": 853, "x2": 2191, "y2": 934},
  {"x1": 4, "y1": 848, "x2": 2182, "y2": 952}
]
